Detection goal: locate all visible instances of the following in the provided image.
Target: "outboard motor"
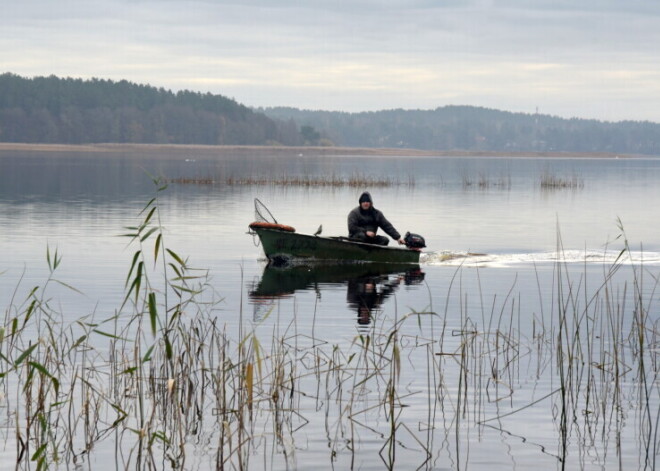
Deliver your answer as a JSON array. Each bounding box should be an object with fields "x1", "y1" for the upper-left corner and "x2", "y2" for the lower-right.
[{"x1": 404, "y1": 232, "x2": 426, "y2": 249}]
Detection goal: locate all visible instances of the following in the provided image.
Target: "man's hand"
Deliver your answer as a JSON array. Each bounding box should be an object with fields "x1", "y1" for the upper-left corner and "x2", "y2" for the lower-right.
[
  {"x1": 366, "y1": 231, "x2": 376, "y2": 237},
  {"x1": 397, "y1": 238, "x2": 405, "y2": 245}
]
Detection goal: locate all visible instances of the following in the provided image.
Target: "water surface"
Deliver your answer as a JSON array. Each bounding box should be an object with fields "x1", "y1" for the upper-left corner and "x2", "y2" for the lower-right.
[{"x1": 0, "y1": 149, "x2": 658, "y2": 469}]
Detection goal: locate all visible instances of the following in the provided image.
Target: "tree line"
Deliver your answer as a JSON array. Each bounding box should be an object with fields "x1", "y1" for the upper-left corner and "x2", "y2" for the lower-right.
[
  {"x1": 2, "y1": 72, "x2": 660, "y2": 154},
  {"x1": 261, "y1": 106, "x2": 660, "y2": 155},
  {"x1": 0, "y1": 73, "x2": 303, "y2": 145}
]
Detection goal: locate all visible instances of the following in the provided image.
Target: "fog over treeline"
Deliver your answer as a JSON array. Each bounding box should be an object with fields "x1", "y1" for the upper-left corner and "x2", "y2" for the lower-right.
[{"x1": 2, "y1": 72, "x2": 660, "y2": 155}]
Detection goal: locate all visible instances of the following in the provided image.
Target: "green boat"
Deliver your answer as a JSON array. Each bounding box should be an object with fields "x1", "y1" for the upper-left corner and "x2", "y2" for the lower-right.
[{"x1": 248, "y1": 222, "x2": 421, "y2": 264}]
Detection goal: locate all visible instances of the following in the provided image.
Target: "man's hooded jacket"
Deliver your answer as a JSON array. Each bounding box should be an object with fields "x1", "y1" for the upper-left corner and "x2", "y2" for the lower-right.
[{"x1": 347, "y1": 192, "x2": 401, "y2": 240}]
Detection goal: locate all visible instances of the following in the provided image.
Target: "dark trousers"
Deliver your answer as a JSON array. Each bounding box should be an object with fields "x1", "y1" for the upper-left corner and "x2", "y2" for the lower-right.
[{"x1": 351, "y1": 233, "x2": 390, "y2": 246}]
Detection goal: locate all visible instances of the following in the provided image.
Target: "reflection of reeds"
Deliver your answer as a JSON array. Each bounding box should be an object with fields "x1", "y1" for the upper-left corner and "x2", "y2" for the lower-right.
[
  {"x1": 168, "y1": 173, "x2": 415, "y2": 187},
  {"x1": 1, "y1": 187, "x2": 657, "y2": 469}
]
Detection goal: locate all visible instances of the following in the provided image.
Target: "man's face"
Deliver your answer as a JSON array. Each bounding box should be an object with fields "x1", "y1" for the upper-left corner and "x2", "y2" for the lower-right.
[{"x1": 361, "y1": 201, "x2": 371, "y2": 210}]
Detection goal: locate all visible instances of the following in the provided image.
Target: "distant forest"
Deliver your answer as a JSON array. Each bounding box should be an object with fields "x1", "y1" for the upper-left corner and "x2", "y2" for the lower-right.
[
  {"x1": 2, "y1": 72, "x2": 660, "y2": 155},
  {"x1": 261, "y1": 107, "x2": 660, "y2": 155},
  {"x1": 0, "y1": 73, "x2": 302, "y2": 146}
]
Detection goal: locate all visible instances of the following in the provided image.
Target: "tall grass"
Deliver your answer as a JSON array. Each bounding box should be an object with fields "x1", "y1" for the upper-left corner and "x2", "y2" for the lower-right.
[{"x1": 0, "y1": 187, "x2": 657, "y2": 469}]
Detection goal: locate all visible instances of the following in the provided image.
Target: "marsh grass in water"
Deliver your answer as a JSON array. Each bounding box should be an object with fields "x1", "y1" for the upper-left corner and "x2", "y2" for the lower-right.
[
  {"x1": 461, "y1": 172, "x2": 512, "y2": 190},
  {"x1": 0, "y1": 184, "x2": 658, "y2": 469},
  {"x1": 167, "y1": 172, "x2": 415, "y2": 188},
  {"x1": 460, "y1": 171, "x2": 585, "y2": 191},
  {"x1": 539, "y1": 171, "x2": 584, "y2": 189}
]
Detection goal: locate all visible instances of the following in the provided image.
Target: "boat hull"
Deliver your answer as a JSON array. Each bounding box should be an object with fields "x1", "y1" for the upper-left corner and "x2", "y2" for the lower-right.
[{"x1": 251, "y1": 227, "x2": 420, "y2": 264}]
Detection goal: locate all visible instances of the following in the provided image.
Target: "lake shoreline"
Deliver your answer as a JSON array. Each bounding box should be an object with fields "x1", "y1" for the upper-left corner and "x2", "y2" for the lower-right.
[{"x1": 0, "y1": 142, "x2": 644, "y2": 158}]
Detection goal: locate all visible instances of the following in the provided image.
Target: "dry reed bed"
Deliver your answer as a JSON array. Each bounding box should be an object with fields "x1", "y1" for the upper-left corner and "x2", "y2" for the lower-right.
[
  {"x1": 1, "y1": 188, "x2": 657, "y2": 469},
  {"x1": 539, "y1": 171, "x2": 584, "y2": 189},
  {"x1": 461, "y1": 173, "x2": 512, "y2": 189},
  {"x1": 461, "y1": 171, "x2": 585, "y2": 190},
  {"x1": 168, "y1": 171, "x2": 584, "y2": 191},
  {"x1": 167, "y1": 174, "x2": 415, "y2": 188}
]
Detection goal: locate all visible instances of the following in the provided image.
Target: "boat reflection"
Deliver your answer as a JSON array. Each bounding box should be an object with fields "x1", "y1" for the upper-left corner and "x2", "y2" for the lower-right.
[{"x1": 249, "y1": 263, "x2": 425, "y2": 327}]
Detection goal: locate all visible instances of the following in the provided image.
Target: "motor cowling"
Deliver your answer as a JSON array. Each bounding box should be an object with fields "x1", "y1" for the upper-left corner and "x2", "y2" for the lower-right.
[{"x1": 404, "y1": 232, "x2": 426, "y2": 249}]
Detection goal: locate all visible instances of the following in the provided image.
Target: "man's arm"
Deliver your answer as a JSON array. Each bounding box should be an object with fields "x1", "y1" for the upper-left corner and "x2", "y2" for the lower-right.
[
  {"x1": 376, "y1": 211, "x2": 403, "y2": 243},
  {"x1": 347, "y1": 208, "x2": 365, "y2": 236}
]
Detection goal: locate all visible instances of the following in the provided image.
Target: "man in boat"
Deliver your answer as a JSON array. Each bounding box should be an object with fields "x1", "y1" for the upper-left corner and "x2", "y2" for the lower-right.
[{"x1": 347, "y1": 192, "x2": 405, "y2": 246}]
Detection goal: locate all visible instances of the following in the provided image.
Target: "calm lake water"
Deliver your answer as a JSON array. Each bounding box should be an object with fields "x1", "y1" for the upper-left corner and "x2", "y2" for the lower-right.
[{"x1": 0, "y1": 148, "x2": 659, "y2": 470}]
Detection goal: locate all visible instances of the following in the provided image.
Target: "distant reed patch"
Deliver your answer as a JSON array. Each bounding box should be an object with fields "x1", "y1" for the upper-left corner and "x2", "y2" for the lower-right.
[
  {"x1": 167, "y1": 173, "x2": 415, "y2": 187},
  {"x1": 539, "y1": 171, "x2": 584, "y2": 189},
  {"x1": 461, "y1": 172, "x2": 512, "y2": 190}
]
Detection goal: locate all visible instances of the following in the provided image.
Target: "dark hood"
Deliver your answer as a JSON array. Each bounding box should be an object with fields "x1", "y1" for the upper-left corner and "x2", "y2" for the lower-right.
[{"x1": 358, "y1": 191, "x2": 373, "y2": 204}]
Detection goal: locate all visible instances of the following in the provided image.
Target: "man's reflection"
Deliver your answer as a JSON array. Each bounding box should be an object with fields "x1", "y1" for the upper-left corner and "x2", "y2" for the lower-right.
[
  {"x1": 347, "y1": 268, "x2": 425, "y2": 327},
  {"x1": 249, "y1": 263, "x2": 425, "y2": 325}
]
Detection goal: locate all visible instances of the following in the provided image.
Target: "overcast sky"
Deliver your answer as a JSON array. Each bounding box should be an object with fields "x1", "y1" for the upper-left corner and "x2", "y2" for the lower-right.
[{"x1": 3, "y1": 0, "x2": 660, "y2": 122}]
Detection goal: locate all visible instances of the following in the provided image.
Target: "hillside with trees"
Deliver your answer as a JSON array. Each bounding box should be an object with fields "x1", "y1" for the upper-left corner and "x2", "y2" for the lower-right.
[
  {"x1": 261, "y1": 107, "x2": 660, "y2": 155},
  {"x1": 2, "y1": 72, "x2": 660, "y2": 155},
  {"x1": 0, "y1": 73, "x2": 302, "y2": 145}
]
